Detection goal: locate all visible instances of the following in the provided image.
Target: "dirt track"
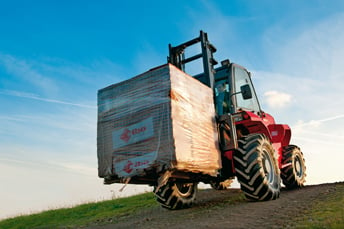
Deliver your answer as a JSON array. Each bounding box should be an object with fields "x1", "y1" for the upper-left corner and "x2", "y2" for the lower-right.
[{"x1": 89, "y1": 182, "x2": 342, "y2": 229}]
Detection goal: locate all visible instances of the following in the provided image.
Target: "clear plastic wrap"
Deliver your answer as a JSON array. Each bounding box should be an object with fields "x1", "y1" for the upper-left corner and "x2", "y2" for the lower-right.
[{"x1": 97, "y1": 64, "x2": 221, "y2": 181}]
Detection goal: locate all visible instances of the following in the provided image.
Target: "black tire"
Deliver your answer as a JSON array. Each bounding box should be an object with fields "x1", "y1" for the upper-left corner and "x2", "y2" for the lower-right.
[
  {"x1": 281, "y1": 145, "x2": 306, "y2": 189},
  {"x1": 210, "y1": 179, "x2": 233, "y2": 190},
  {"x1": 154, "y1": 182, "x2": 197, "y2": 210},
  {"x1": 234, "y1": 134, "x2": 281, "y2": 200}
]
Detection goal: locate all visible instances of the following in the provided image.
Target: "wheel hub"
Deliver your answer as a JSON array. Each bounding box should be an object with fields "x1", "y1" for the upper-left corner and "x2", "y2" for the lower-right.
[
  {"x1": 176, "y1": 183, "x2": 194, "y2": 197},
  {"x1": 294, "y1": 156, "x2": 303, "y2": 177},
  {"x1": 262, "y1": 150, "x2": 275, "y2": 184}
]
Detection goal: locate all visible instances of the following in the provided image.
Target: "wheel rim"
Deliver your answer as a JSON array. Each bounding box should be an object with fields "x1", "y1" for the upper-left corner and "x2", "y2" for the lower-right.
[
  {"x1": 294, "y1": 155, "x2": 303, "y2": 178},
  {"x1": 262, "y1": 149, "x2": 275, "y2": 184},
  {"x1": 176, "y1": 183, "x2": 194, "y2": 197}
]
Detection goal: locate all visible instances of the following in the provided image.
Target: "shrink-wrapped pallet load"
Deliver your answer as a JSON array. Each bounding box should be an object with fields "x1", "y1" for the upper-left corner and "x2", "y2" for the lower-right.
[{"x1": 97, "y1": 64, "x2": 221, "y2": 182}]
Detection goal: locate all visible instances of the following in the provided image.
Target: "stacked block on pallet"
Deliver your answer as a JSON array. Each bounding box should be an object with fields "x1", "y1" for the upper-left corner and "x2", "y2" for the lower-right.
[{"x1": 97, "y1": 64, "x2": 221, "y2": 181}]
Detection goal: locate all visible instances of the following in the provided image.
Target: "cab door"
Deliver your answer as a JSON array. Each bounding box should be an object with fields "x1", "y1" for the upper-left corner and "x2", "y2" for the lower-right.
[{"x1": 232, "y1": 64, "x2": 261, "y2": 114}]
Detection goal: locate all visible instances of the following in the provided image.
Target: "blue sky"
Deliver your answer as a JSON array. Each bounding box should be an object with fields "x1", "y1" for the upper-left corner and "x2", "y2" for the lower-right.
[{"x1": 1, "y1": 0, "x2": 344, "y2": 219}]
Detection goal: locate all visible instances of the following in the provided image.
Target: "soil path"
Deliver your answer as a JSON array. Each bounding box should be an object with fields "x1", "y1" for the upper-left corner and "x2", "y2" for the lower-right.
[{"x1": 89, "y1": 183, "x2": 341, "y2": 229}]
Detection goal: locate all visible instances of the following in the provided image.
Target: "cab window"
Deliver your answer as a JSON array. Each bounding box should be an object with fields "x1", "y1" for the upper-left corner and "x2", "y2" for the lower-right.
[
  {"x1": 215, "y1": 79, "x2": 230, "y2": 115},
  {"x1": 234, "y1": 67, "x2": 260, "y2": 112}
]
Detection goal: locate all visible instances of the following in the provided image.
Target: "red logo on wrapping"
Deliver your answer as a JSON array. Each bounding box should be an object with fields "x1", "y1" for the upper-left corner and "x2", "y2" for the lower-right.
[
  {"x1": 120, "y1": 128, "x2": 131, "y2": 142},
  {"x1": 120, "y1": 126, "x2": 148, "y2": 143},
  {"x1": 123, "y1": 160, "x2": 133, "y2": 174}
]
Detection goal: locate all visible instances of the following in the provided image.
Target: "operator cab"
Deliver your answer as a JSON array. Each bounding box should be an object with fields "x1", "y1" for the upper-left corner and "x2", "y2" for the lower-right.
[{"x1": 214, "y1": 62, "x2": 261, "y2": 116}]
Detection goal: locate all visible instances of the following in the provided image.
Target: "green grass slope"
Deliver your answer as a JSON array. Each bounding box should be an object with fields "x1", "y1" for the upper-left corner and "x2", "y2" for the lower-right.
[
  {"x1": 0, "y1": 192, "x2": 156, "y2": 229},
  {"x1": 1, "y1": 182, "x2": 343, "y2": 229},
  {"x1": 294, "y1": 182, "x2": 344, "y2": 228}
]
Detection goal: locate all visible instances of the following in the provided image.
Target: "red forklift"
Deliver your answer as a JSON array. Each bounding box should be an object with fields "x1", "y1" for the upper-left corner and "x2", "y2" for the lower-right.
[{"x1": 153, "y1": 31, "x2": 306, "y2": 209}]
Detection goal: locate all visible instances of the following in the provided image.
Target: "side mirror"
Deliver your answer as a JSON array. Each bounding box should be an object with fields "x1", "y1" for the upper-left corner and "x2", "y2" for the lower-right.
[{"x1": 241, "y1": 84, "x2": 252, "y2": 100}]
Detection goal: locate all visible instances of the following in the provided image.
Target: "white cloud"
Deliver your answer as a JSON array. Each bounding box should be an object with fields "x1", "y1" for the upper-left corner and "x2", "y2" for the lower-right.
[
  {"x1": 0, "y1": 53, "x2": 126, "y2": 102},
  {"x1": 0, "y1": 53, "x2": 59, "y2": 95},
  {"x1": 0, "y1": 108, "x2": 97, "y2": 162},
  {"x1": 35, "y1": 57, "x2": 128, "y2": 89},
  {"x1": 292, "y1": 114, "x2": 344, "y2": 141},
  {"x1": 290, "y1": 115, "x2": 344, "y2": 185},
  {"x1": 53, "y1": 161, "x2": 97, "y2": 177},
  {"x1": 0, "y1": 89, "x2": 96, "y2": 109},
  {"x1": 0, "y1": 157, "x2": 95, "y2": 177},
  {"x1": 263, "y1": 90, "x2": 292, "y2": 109},
  {"x1": 261, "y1": 14, "x2": 344, "y2": 76}
]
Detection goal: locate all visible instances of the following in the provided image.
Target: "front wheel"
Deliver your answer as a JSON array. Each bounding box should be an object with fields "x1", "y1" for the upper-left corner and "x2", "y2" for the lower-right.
[
  {"x1": 281, "y1": 145, "x2": 306, "y2": 189},
  {"x1": 234, "y1": 134, "x2": 281, "y2": 200},
  {"x1": 154, "y1": 182, "x2": 197, "y2": 210}
]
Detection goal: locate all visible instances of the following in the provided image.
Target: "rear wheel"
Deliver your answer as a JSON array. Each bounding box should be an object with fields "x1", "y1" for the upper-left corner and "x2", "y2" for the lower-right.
[
  {"x1": 154, "y1": 182, "x2": 197, "y2": 210},
  {"x1": 234, "y1": 134, "x2": 281, "y2": 200},
  {"x1": 281, "y1": 145, "x2": 306, "y2": 189}
]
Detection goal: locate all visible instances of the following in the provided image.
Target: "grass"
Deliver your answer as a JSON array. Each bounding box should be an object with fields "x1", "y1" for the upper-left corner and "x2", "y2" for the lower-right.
[
  {"x1": 294, "y1": 182, "x2": 344, "y2": 229},
  {"x1": 1, "y1": 183, "x2": 343, "y2": 229},
  {"x1": 0, "y1": 192, "x2": 156, "y2": 229}
]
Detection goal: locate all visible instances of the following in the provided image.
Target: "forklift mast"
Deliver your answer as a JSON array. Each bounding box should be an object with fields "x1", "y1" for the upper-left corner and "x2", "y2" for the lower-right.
[
  {"x1": 167, "y1": 31, "x2": 238, "y2": 153},
  {"x1": 168, "y1": 30, "x2": 218, "y2": 91}
]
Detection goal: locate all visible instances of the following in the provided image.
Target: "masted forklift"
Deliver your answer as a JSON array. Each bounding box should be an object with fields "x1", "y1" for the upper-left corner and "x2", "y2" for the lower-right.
[{"x1": 153, "y1": 31, "x2": 306, "y2": 209}]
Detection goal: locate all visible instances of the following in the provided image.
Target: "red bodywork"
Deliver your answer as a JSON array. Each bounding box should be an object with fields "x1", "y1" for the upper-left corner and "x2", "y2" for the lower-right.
[{"x1": 224, "y1": 110, "x2": 291, "y2": 174}]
